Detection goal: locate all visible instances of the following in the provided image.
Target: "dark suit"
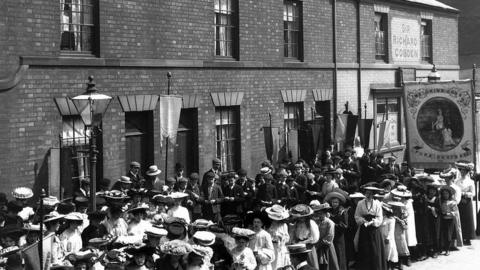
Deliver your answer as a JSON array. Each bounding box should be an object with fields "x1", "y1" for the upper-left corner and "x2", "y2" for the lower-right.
[
  {"x1": 127, "y1": 171, "x2": 144, "y2": 189},
  {"x1": 237, "y1": 179, "x2": 255, "y2": 211},
  {"x1": 201, "y1": 168, "x2": 220, "y2": 188},
  {"x1": 200, "y1": 184, "x2": 224, "y2": 221},
  {"x1": 297, "y1": 263, "x2": 317, "y2": 270},
  {"x1": 222, "y1": 184, "x2": 244, "y2": 216}
]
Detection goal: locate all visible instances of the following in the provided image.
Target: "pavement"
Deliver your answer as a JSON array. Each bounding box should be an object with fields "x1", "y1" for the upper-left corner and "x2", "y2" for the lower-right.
[{"x1": 403, "y1": 238, "x2": 479, "y2": 270}]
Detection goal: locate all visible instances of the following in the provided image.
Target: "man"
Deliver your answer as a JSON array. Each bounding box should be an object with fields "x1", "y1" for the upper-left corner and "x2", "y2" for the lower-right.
[
  {"x1": 174, "y1": 163, "x2": 184, "y2": 182},
  {"x1": 275, "y1": 169, "x2": 291, "y2": 205},
  {"x1": 174, "y1": 177, "x2": 189, "y2": 193},
  {"x1": 384, "y1": 156, "x2": 401, "y2": 177},
  {"x1": 236, "y1": 168, "x2": 255, "y2": 211},
  {"x1": 200, "y1": 171, "x2": 224, "y2": 222},
  {"x1": 287, "y1": 244, "x2": 316, "y2": 270},
  {"x1": 74, "y1": 178, "x2": 90, "y2": 198},
  {"x1": 186, "y1": 172, "x2": 202, "y2": 221},
  {"x1": 144, "y1": 165, "x2": 163, "y2": 190},
  {"x1": 127, "y1": 161, "x2": 144, "y2": 189},
  {"x1": 202, "y1": 158, "x2": 222, "y2": 188},
  {"x1": 222, "y1": 172, "x2": 244, "y2": 216},
  {"x1": 256, "y1": 174, "x2": 277, "y2": 207},
  {"x1": 111, "y1": 176, "x2": 132, "y2": 193}
]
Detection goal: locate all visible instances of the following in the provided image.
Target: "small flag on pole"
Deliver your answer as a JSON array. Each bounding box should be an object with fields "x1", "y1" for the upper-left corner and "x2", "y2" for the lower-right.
[{"x1": 159, "y1": 95, "x2": 183, "y2": 147}]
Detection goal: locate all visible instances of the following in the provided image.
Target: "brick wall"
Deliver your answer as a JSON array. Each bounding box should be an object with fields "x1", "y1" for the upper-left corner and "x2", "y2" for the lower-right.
[{"x1": 336, "y1": 0, "x2": 358, "y2": 63}]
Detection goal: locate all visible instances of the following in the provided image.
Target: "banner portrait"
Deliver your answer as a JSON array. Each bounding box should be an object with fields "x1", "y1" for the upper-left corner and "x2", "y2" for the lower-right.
[{"x1": 403, "y1": 80, "x2": 474, "y2": 168}]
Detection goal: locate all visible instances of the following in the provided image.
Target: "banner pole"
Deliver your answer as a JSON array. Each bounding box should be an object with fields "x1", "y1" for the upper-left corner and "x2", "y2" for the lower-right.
[
  {"x1": 472, "y1": 64, "x2": 479, "y2": 228},
  {"x1": 164, "y1": 72, "x2": 172, "y2": 183}
]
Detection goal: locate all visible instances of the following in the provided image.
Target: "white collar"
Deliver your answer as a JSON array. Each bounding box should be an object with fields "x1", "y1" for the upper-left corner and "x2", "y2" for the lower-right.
[{"x1": 296, "y1": 261, "x2": 308, "y2": 270}]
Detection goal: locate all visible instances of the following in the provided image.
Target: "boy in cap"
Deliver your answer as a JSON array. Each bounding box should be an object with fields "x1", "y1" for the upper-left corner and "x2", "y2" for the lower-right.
[
  {"x1": 200, "y1": 171, "x2": 224, "y2": 223},
  {"x1": 202, "y1": 158, "x2": 222, "y2": 188},
  {"x1": 127, "y1": 161, "x2": 144, "y2": 188}
]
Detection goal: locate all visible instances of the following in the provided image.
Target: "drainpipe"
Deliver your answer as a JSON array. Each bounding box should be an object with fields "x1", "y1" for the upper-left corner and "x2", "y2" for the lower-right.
[
  {"x1": 356, "y1": 0, "x2": 362, "y2": 118},
  {"x1": 333, "y1": 0, "x2": 338, "y2": 144}
]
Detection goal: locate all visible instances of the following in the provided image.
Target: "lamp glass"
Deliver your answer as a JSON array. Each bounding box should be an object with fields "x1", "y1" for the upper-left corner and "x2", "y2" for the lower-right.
[{"x1": 71, "y1": 92, "x2": 112, "y2": 127}]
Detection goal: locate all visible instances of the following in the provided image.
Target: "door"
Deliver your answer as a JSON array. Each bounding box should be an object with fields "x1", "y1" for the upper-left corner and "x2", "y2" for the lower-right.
[
  {"x1": 315, "y1": 101, "x2": 331, "y2": 150},
  {"x1": 175, "y1": 109, "x2": 199, "y2": 176},
  {"x1": 125, "y1": 112, "x2": 154, "y2": 174}
]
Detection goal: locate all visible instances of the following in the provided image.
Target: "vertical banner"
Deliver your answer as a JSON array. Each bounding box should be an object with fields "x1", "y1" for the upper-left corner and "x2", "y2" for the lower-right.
[
  {"x1": 358, "y1": 119, "x2": 373, "y2": 149},
  {"x1": 263, "y1": 127, "x2": 280, "y2": 167},
  {"x1": 335, "y1": 114, "x2": 359, "y2": 151},
  {"x1": 377, "y1": 120, "x2": 400, "y2": 150},
  {"x1": 159, "y1": 95, "x2": 183, "y2": 147},
  {"x1": 288, "y1": 129, "x2": 299, "y2": 162},
  {"x1": 403, "y1": 81, "x2": 474, "y2": 168}
]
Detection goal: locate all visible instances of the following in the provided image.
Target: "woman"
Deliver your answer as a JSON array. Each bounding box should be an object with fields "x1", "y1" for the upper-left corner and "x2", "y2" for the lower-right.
[
  {"x1": 43, "y1": 212, "x2": 65, "y2": 266},
  {"x1": 425, "y1": 182, "x2": 441, "y2": 258},
  {"x1": 310, "y1": 200, "x2": 339, "y2": 270},
  {"x1": 247, "y1": 211, "x2": 275, "y2": 270},
  {"x1": 388, "y1": 200, "x2": 408, "y2": 270},
  {"x1": 265, "y1": 205, "x2": 290, "y2": 270},
  {"x1": 354, "y1": 186, "x2": 386, "y2": 270},
  {"x1": 230, "y1": 227, "x2": 257, "y2": 270},
  {"x1": 157, "y1": 239, "x2": 192, "y2": 270},
  {"x1": 125, "y1": 245, "x2": 155, "y2": 270},
  {"x1": 325, "y1": 192, "x2": 348, "y2": 270},
  {"x1": 455, "y1": 161, "x2": 476, "y2": 246},
  {"x1": 167, "y1": 192, "x2": 191, "y2": 224},
  {"x1": 102, "y1": 206, "x2": 129, "y2": 239},
  {"x1": 59, "y1": 212, "x2": 84, "y2": 254},
  {"x1": 289, "y1": 204, "x2": 319, "y2": 270},
  {"x1": 390, "y1": 185, "x2": 415, "y2": 267},
  {"x1": 381, "y1": 203, "x2": 397, "y2": 270},
  {"x1": 345, "y1": 192, "x2": 364, "y2": 268}
]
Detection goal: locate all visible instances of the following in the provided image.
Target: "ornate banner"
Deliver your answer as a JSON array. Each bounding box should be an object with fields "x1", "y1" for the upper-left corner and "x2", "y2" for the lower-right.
[{"x1": 403, "y1": 81, "x2": 474, "y2": 168}]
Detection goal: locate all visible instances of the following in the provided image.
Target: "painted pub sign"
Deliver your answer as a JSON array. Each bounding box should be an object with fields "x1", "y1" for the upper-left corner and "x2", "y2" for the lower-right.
[{"x1": 403, "y1": 81, "x2": 475, "y2": 168}]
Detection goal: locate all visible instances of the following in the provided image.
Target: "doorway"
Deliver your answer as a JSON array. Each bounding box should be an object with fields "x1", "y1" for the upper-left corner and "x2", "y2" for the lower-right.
[
  {"x1": 125, "y1": 111, "x2": 154, "y2": 174},
  {"x1": 175, "y1": 108, "x2": 199, "y2": 177}
]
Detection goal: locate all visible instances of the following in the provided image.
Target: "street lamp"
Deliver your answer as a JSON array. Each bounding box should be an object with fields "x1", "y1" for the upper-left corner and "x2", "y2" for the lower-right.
[
  {"x1": 70, "y1": 76, "x2": 112, "y2": 211},
  {"x1": 428, "y1": 64, "x2": 441, "y2": 82}
]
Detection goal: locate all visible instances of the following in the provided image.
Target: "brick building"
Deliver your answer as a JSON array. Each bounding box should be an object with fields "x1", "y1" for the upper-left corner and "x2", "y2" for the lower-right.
[{"x1": 0, "y1": 0, "x2": 458, "y2": 198}]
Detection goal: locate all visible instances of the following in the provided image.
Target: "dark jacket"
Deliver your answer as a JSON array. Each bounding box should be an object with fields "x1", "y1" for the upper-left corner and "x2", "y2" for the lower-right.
[{"x1": 222, "y1": 184, "x2": 244, "y2": 215}]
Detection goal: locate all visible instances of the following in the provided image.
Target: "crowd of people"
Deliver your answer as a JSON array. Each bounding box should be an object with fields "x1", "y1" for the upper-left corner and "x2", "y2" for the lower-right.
[{"x1": 0, "y1": 148, "x2": 477, "y2": 270}]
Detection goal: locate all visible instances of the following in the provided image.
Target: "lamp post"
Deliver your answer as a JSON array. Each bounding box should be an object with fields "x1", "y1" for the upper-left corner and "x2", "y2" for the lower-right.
[
  {"x1": 70, "y1": 76, "x2": 112, "y2": 211},
  {"x1": 427, "y1": 64, "x2": 441, "y2": 82}
]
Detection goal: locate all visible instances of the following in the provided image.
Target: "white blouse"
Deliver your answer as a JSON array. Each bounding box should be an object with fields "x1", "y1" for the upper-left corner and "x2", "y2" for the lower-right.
[{"x1": 354, "y1": 198, "x2": 383, "y2": 227}]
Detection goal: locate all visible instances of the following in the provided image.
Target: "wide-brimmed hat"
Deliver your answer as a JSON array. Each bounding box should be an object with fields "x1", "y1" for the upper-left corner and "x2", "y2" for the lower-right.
[
  {"x1": 349, "y1": 192, "x2": 365, "y2": 199},
  {"x1": 391, "y1": 185, "x2": 412, "y2": 198},
  {"x1": 12, "y1": 187, "x2": 33, "y2": 199},
  {"x1": 0, "y1": 246, "x2": 20, "y2": 257},
  {"x1": 44, "y1": 211, "x2": 65, "y2": 223},
  {"x1": 439, "y1": 171, "x2": 455, "y2": 180},
  {"x1": 169, "y1": 192, "x2": 189, "y2": 200},
  {"x1": 363, "y1": 186, "x2": 384, "y2": 193},
  {"x1": 290, "y1": 204, "x2": 314, "y2": 218},
  {"x1": 455, "y1": 161, "x2": 474, "y2": 171},
  {"x1": 118, "y1": 176, "x2": 132, "y2": 184},
  {"x1": 23, "y1": 224, "x2": 41, "y2": 232},
  {"x1": 127, "y1": 203, "x2": 149, "y2": 213},
  {"x1": 231, "y1": 227, "x2": 255, "y2": 240},
  {"x1": 260, "y1": 167, "x2": 272, "y2": 174},
  {"x1": 380, "y1": 179, "x2": 396, "y2": 189},
  {"x1": 245, "y1": 211, "x2": 270, "y2": 227},
  {"x1": 191, "y1": 244, "x2": 214, "y2": 258},
  {"x1": 382, "y1": 202, "x2": 393, "y2": 213},
  {"x1": 64, "y1": 212, "x2": 84, "y2": 221},
  {"x1": 191, "y1": 219, "x2": 214, "y2": 230},
  {"x1": 74, "y1": 196, "x2": 89, "y2": 206},
  {"x1": 388, "y1": 200, "x2": 406, "y2": 209},
  {"x1": 145, "y1": 226, "x2": 168, "y2": 238},
  {"x1": 104, "y1": 190, "x2": 130, "y2": 201},
  {"x1": 192, "y1": 231, "x2": 216, "y2": 246},
  {"x1": 124, "y1": 244, "x2": 155, "y2": 255},
  {"x1": 374, "y1": 193, "x2": 385, "y2": 200},
  {"x1": 146, "y1": 165, "x2": 162, "y2": 176},
  {"x1": 265, "y1": 204, "x2": 290, "y2": 221},
  {"x1": 88, "y1": 237, "x2": 112, "y2": 247},
  {"x1": 324, "y1": 192, "x2": 346, "y2": 204},
  {"x1": 164, "y1": 216, "x2": 188, "y2": 226},
  {"x1": 152, "y1": 194, "x2": 174, "y2": 204},
  {"x1": 160, "y1": 240, "x2": 193, "y2": 255},
  {"x1": 417, "y1": 175, "x2": 435, "y2": 183},
  {"x1": 310, "y1": 200, "x2": 331, "y2": 212},
  {"x1": 43, "y1": 196, "x2": 60, "y2": 208},
  {"x1": 287, "y1": 244, "x2": 311, "y2": 254}
]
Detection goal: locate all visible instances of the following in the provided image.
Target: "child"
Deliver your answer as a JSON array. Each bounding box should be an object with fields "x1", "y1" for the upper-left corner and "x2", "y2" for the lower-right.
[
  {"x1": 388, "y1": 200, "x2": 409, "y2": 270},
  {"x1": 439, "y1": 186, "x2": 457, "y2": 256},
  {"x1": 425, "y1": 184, "x2": 440, "y2": 258},
  {"x1": 381, "y1": 203, "x2": 398, "y2": 270}
]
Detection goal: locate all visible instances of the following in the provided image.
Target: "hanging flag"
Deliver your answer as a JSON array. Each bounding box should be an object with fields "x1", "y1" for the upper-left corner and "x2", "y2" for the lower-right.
[
  {"x1": 263, "y1": 127, "x2": 280, "y2": 167},
  {"x1": 22, "y1": 233, "x2": 54, "y2": 270},
  {"x1": 288, "y1": 129, "x2": 299, "y2": 162},
  {"x1": 335, "y1": 114, "x2": 359, "y2": 151},
  {"x1": 358, "y1": 119, "x2": 373, "y2": 149},
  {"x1": 159, "y1": 95, "x2": 183, "y2": 147},
  {"x1": 377, "y1": 120, "x2": 400, "y2": 150}
]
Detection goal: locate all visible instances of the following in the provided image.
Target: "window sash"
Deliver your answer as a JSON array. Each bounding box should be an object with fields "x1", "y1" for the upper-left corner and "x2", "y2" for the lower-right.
[
  {"x1": 376, "y1": 98, "x2": 401, "y2": 143},
  {"x1": 284, "y1": 0, "x2": 301, "y2": 58},
  {"x1": 60, "y1": 0, "x2": 95, "y2": 52},
  {"x1": 421, "y1": 20, "x2": 432, "y2": 61},
  {"x1": 284, "y1": 103, "x2": 304, "y2": 130},
  {"x1": 214, "y1": 0, "x2": 236, "y2": 57},
  {"x1": 375, "y1": 13, "x2": 387, "y2": 60},
  {"x1": 215, "y1": 107, "x2": 240, "y2": 172}
]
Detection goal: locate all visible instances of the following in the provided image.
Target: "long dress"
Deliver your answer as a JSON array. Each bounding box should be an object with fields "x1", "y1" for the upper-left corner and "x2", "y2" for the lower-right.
[
  {"x1": 267, "y1": 221, "x2": 290, "y2": 270},
  {"x1": 329, "y1": 207, "x2": 348, "y2": 270},
  {"x1": 231, "y1": 246, "x2": 257, "y2": 270},
  {"x1": 392, "y1": 205, "x2": 409, "y2": 257},
  {"x1": 249, "y1": 229, "x2": 275, "y2": 270},
  {"x1": 354, "y1": 198, "x2": 387, "y2": 270},
  {"x1": 381, "y1": 216, "x2": 398, "y2": 263},
  {"x1": 290, "y1": 219, "x2": 320, "y2": 270},
  {"x1": 316, "y1": 217, "x2": 340, "y2": 270},
  {"x1": 404, "y1": 199, "x2": 417, "y2": 247},
  {"x1": 59, "y1": 228, "x2": 83, "y2": 254},
  {"x1": 456, "y1": 175, "x2": 476, "y2": 241}
]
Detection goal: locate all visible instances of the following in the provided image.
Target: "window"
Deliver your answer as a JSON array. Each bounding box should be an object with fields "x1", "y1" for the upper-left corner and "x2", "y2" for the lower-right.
[
  {"x1": 375, "y1": 13, "x2": 388, "y2": 61},
  {"x1": 215, "y1": 107, "x2": 240, "y2": 172},
  {"x1": 284, "y1": 0, "x2": 303, "y2": 59},
  {"x1": 376, "y1": 98, "x2": 402, "y2": 145},
  {"x1": 61, "y1": 115, "x2": 90, "y2": 183},
  {"x1": 62, "y1": 115, "x2": 88, "y2": 146},
  {"x1": 214, "y1": 0, "x2": 238, "y2": 57},
  {"x1": 421, "y1": 19, "x2": 432, "y2": 63},
  {"x1": 60, "y1": 0, "x2": 97, "y2": 53},
  {"x1": 284, "y1": 102, "x2": 304, "y2": 130}
]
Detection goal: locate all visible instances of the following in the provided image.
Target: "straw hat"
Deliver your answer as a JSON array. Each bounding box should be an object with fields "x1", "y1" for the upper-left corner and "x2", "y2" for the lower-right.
[
  {"x1": 382, "y1": 202, "x2": 393, "y2": 213},
  {"x1": 44, "y1": 211, "x2": 65, "y2": 223},
  {"x1": 12, "y1": 187, "x2": 33, "y2": 199},
  {"x1": 43, "y1": 196, "x2": 60, "y2": 208},
  {"x1": 349, "y1": 192, "x2": 365, "y2": 199},
  {"x1": 388, "y1": 201, "x2": 406, "y2": 209},
  {"x1": 290, "y1": 204, "x2": 314, "y2": 218},
  {"x1": 439, "y1": 171, "x2": 455, "y2": 180},
  {"x1": 192, "y1": 231, "x2": 216, "y2": 246},
  {"x1": 391, "y1": 185, "x2": 412, "y2": 198},
  {"x1": 160, "y1": 240, "x2": 193, "y2": 255},
  {"x1": 260, "y1": 167, "x2": 272, "y2": 174},
  {"x1": 118, "y1": 176, "x2": 132, "y2": 184},
  {"x1": 310, "y1": 200, "x2": 331, "y2": 212},
  {"x1": 146, "y1": 165, "x2": 162, "y2": 176},
  {"x1": 231, "y1": 227, "x2": 255, "y2": 240},
  {"x1": 190, "y1": 219, "x2": 214, "y2": 230},
  {"x1": 324, "y1": 191, "x2": 346, "y2": 204},
  {"x1": 127, "y1": 203, "x2": 149, "y2": 213},
  {"x1": 64, "y1": 212, "x2": 84, "y2": 221},
  {"x1": 130, "y1": 161, "x2": 141, "y2": 168},
  {"x1": 455, "y1": 161, "x2": 474, "y2": 171},
  {"x1": 169, "y1": 192, "x2": 189, "y2": 200},
  {"x1": 145, "y1": 226, "x2": 168, "y2": 238},
  {"x1": 88, "y1": 237, "x2": 112, "y2": 247},
  {"x1": 265, "y1": 204, "x2": 290, "y2": 221},
  {"x1": 287, "y1": 244, "x2": 311, "y2": 254},
  {"x1": 104, "y1": 190, "x2": 130, "y2": 201}
]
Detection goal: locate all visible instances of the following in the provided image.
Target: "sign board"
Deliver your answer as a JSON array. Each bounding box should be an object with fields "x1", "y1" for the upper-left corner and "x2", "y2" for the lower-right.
[
  {"x1": 391, "y1": 17, "x2": 420, "y2": 63},
  {"x1": 403, "y1": 81, "x2": 475, "y2": 168}
]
